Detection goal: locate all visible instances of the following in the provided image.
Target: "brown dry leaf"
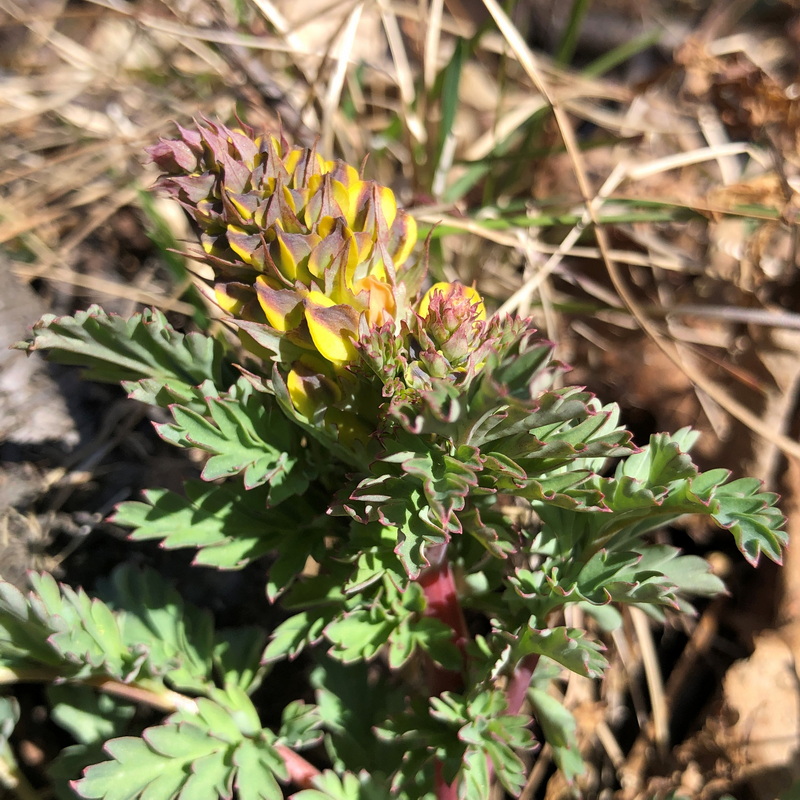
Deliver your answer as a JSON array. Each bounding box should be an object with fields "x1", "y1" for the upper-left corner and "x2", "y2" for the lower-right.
[
  {"x1": 0, "y1": 507, "x2": 53, "y2": 590},
  {"x1": 707, "y1": 173, "x2": 789, "y2": 213},
  {"x1": 706, "y1": 173, "x2": 798, "y2": 287},
  {"x1": 678, "y1": 39, "x2": 800, "y2": 163},
  {"x1": 722, "y1": 625, "x2": 800, "y2": 800},
  {"x1": 738, "y1": 327, "x2": 800, "y2": 491},
  {"x1": 714, "y1": 444, "x2": 800, "y2": 793},
  {"x1": 779, "y1": 454, "x2": 800, "y2": 629}
]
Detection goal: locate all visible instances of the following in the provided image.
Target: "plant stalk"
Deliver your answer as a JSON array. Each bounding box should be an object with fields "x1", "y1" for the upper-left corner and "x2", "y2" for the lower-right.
[
  {"x1": 416, "y1": 543, "x2": 471, "y2": 799},
  {"x1": 506, "y1": 653, "x2": 540, "y2": 715},
  {"x1": 0, "y1": 739, "x2": 42, "y2": 800},
  {"x1": 417, "y1": 543, "x2": 470, "y2": 694},
  {"x1": 433, "y1": 761, "x2": 459, "y2": 800}
]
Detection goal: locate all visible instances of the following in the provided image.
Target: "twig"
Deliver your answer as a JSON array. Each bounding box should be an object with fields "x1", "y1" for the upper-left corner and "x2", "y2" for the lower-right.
[
  {"x1": 629, "y1": 607, "x2": 669, "y2": 754},
  {"x1": 518, "y1": 742, "x2": 551, "y2": 800}
]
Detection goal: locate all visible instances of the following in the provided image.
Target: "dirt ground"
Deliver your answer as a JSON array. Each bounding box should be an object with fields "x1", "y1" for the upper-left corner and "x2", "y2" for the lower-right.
[{"x1": 2, "y1": 1, "x2": 800, "y2": 798}]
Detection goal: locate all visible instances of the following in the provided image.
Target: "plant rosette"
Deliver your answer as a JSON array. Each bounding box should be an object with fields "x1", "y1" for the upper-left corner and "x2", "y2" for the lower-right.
[{"x1": 6, "y1": 118, "x2": 786, "y2": 800}]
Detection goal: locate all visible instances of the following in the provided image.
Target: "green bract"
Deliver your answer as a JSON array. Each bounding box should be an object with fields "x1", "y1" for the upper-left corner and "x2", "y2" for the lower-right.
[{"x1": 6, "y1": 119, "x2": 787, "y2": 800}]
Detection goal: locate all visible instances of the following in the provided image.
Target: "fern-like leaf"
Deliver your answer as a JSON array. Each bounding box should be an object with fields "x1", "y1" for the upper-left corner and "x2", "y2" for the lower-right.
[
  {"x1": 0, "y1": 574, "x2": 136, "y2": 681},
  {"x1": 114, "y1": 479, "x2": 311, "y2": 570},
  {"x1": 510, "y1": 626, "x2": 607, "y2": 679},
  {"x1": 72, "y1": 697, "x2": 285, "y2": 800},
  {"x1": 0, "y1": 567, "x2": 268, "y2": 702},
  {"x1": 98, "y1": 566, "x2": 215, "y2": 694},
  {"x1": 155, "y1": 382, "x2": 310, "y2": 503},
  {"x1": 16, "y1": 305, "x2": 232, "y2": 405}
]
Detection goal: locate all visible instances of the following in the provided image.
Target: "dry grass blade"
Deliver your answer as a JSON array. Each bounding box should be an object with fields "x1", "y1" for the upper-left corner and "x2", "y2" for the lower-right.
[
  {"x1": 496, "y1": 163, "x2": 628, "y2": 316},
  {"x1": 376, "y1": 0, "x2": 424, "y2": 143},
  {"x1": 423, "y1": 0, "x2": 445, "y2": 92},
  {"x1": 11, "y1": 262, "x2": 195, "y2": 316},
  {"x1": 630, "y1": 607, "x2": 669, "y2": 753},
  {"x1": 321, "y1": 2, "x2": 364, "y2": 156},
  {"x1": 481, "y1": 0, "x2": 800, "y2": 463}
]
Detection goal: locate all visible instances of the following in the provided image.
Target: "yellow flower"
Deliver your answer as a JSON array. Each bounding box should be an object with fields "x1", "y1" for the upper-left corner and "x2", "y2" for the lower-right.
[
  {"x1": 286, "y1": 355, "x2": 343, "y2": 420},
  {"x1": 303, "y1": 291, "x2": 360, "y2": 365},
  {"x1": 418, "y1": 282, "x2": 486, "y2": 321}
]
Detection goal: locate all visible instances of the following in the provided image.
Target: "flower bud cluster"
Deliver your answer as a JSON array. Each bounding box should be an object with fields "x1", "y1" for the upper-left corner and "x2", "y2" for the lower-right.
[
  {"x1": 148, "y1": 119, "x2": 417, "y2": 368},
  {"x1": 149, "y1": 119, "x2": 504, "y2": 449}
]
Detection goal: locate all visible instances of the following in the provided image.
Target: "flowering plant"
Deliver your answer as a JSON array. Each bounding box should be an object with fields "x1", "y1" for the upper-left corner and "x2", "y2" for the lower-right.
[{"x1": 6, "y1": 119, "x2": 786, "y2": 800}]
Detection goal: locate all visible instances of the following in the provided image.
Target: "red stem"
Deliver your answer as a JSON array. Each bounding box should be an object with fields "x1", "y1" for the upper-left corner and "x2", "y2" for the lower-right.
[
  {"x1": 277, "y1": 744, "x2": 320, "y2": 789},
  {"x1": 417, "y1": 544, "x2": 470, "y2": 694},
  {"x1": 416, "y1": 544, "x2": 471, "y2": 799},
  {"x1": 415, "y1": 550, "x2": 540, "y2": 799},
  {"x1": 433, "y1": 760, "x2": 460, "y2": 800},
  {"x1": 506, "y1": 653, "x2": 540, "y2": 715}
]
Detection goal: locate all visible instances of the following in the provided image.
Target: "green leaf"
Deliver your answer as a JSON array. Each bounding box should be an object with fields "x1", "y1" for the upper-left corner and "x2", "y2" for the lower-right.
[
  {"x1": 73, "y1": 701, "x2": 285, "y2": 800},
  {"x1": 340, "y1": 445, "x2": 476, "y2": 577},
  {"x1": 73, "y1": 734, "x2": 188, "y2": 800},
  {"x1": 311, "y1": 659, "x2": 405, "y2": 775},
  {"x1": 0, "y1": 573, "x2": 135, "y2": 681},
  {"x1": 528, "y1": 688, "x2": 584, "y2": 781},
  {"x1": 710, "y1": 478, "x2": 785, "y2": 566},
  {"x1": 213, "y1": 627, "x2": 268, "y2": 694},
  {"x1": 233, "y1": 738, "x2": 284, "y2": 800},
  {"x1": 631, "y1": 547, "x2": 725, "y2": 608},
  {"x1": 325, "y1": 609, "x2": 394, "y2": 663},
  {"x1": 561, "y1": 545, "x2": 725, "y2": 613},
  {"x1": 278, "y1": 701, "x2": 324, "y2": 750},
  {"x1": 293, "y1": 771, "x2": 397, "y2": 800},
  {"x1": 387, "y1": 614, "x2": 461, "y2": 671},
  {"x1": 49, "y1": 743, "x2": 110, "y2": 800},
  {"x1": 291, "y1": 771, "x2": 361, "y2": 800},
  {"x1": 616, "y1": 429, "x2": 699, "y2": 486},
  {"x1": 155, "y1": 382, "x2": 311, "y2": 504},
  {"x1": 0, "y1": 695, "x2": 19, "y2": 744},
  {"x1": 432, "y1": 37, "x2": 467, "y2": 184},
  {"x1": 262, "y1": 608, "x2": 337, "y2": 663},
  {"x1": 461, "y1": 746, "x2": 491, "y2": 800},
  {"x1": 572, "y1": 436, "x2": 786, "y2": 570},
  {"x1": 16, "y1": 305, "x2": 229, "y2": 401},
  {"x1": 512, "y1": 626, "x2": 607, "y2": 678},
  {"x1": 554, "y1": 0, "x2": 591, "y2": 65},
  {"x1": 114, "y1": 479, "x2": 304, "y2": 570},
  {"x1": 100, "y1": 565, "x2": 215, "y2": 694},
  {"x1": 428, "y1": 690, "x2": 534, "y2": 798},
  {"x1": 48, "y1": 685, "x2": 135, "y2": 745}
]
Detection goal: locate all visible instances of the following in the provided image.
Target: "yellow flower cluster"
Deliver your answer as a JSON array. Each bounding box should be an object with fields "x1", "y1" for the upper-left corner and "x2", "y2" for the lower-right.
[
  {"x1": 150, "y1": 120, "x2": 489, "y2": 451},
  {"x1": 150, "y1": 121, "x2": 416, "y2": 370}
]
